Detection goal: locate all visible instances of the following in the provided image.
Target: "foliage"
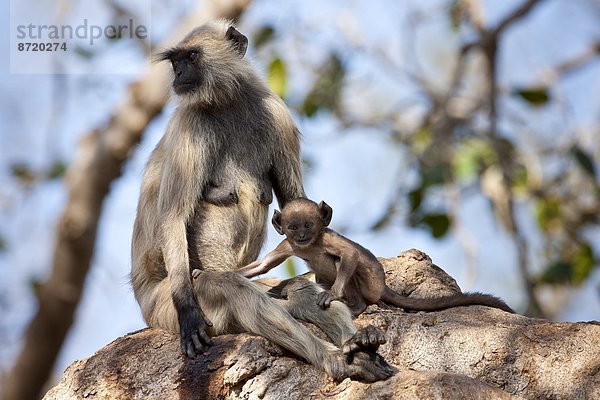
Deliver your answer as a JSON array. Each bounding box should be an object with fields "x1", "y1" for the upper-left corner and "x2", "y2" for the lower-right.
[{"x1": 252, "y1": 0, "x2": 600, "y2": 314}]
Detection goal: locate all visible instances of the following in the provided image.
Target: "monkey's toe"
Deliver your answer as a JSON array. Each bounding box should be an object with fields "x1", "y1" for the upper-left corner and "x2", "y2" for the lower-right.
[{"x1": 342, "y1": 325, "x2": 387, "y2": 354}]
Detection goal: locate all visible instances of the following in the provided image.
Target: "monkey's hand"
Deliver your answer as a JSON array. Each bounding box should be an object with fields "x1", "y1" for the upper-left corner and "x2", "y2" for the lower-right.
[
  {"x1": 342, "y1": 325, "x2": 387, "y2": 354},
  {"x1": 179, "y1": 306, "x2": 213, "y2": 358},
  {"x1": 237, "y1": 260, "x2": 267, "y2": 278},
  {"x1": 316, "y1": 289, "x2": 340, "y2": 309}
]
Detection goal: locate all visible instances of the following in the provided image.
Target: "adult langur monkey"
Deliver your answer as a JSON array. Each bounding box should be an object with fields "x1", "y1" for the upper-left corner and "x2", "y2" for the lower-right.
[{"x1": 130, "y1": 20, "x2": 395, "y2": 382}]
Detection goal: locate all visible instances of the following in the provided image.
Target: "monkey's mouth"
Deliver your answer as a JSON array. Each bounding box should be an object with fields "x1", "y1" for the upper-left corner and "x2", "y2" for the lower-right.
[{"x1": 294, "y1": 238, "x2": 311, "y2": 246}]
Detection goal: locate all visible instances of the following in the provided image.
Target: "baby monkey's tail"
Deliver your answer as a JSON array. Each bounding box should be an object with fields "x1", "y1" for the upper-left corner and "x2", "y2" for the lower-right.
[{"x1": 381, "y1": 288, "x2": 514, "y2": 313}]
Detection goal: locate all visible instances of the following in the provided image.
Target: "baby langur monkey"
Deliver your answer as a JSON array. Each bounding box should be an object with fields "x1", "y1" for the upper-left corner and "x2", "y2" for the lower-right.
[{"x1": 238, "y1": 198, "x2": 514, "y2": 317}]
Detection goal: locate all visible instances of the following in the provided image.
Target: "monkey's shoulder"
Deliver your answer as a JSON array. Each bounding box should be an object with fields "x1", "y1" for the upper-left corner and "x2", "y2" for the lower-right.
[{"x1": 323, "y1": 228, "x2": 378, "y2": 261}]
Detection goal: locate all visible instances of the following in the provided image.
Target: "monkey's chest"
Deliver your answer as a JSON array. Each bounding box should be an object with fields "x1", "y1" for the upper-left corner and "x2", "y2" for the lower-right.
[
  {"x1": 208, "y1": 155, "x2": 273, "y2": 206},
  {"x1": 188, "y1": 179, "x2": 269, "y2": 272},
  {"x1": 301, "y1": 254, "x2": 338, "y2": 283}
]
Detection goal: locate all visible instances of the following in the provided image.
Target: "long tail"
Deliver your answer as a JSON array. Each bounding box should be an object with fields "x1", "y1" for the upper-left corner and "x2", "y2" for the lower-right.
[{"x1": 381, "y1": 287, "x2": 514, "y2": 313}]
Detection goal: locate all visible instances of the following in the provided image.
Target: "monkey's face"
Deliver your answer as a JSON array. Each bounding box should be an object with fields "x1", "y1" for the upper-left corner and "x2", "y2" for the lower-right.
[
  {"x1": 157, "y1": 22, "x2": 249, "y2": 104},
  {"x1": 160, "y1": 48, "x2": 204, "y2": 95},
  {"x1": 283, "y1": 214, "x2": 322, "y2": 247},
  {"x1": 273, "y1": 199, "x2": 333, "y2": 247}
]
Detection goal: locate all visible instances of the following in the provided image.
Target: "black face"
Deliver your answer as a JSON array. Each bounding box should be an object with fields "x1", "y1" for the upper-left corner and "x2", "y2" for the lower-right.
[
  {"x1": 272, "y1": 200, "x2": 333, "y2": 247},
  {"x1": 284, "y1": 216, "x2": 320, "y2": 246},
  {"x1": 158, "y1": 48, "x2": 203, "y2": 95}
]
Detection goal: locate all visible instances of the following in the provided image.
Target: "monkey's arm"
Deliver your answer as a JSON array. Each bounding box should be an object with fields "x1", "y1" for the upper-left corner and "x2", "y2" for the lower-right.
[
  {"x1": 316, "y1": 232, "x2": 359, "y2": 308},
  {"x1": 265, "y1": 97, "x2": 305, "y2": 207},
  {"x1": 158, "y1": 127, "x2": 213, "y2": 358},
  {"x1": 238, "y1": 240, "x2": 294, "y2": 278}
]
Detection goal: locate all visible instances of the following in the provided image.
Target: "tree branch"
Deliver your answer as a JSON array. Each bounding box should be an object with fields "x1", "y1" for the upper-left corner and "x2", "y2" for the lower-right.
[
  {"x1": 43, "y1": 250, "x2": 600, "y2": 400},
  {"x1": 465, "y1": 0, "x2": 546, "y2": 317}
]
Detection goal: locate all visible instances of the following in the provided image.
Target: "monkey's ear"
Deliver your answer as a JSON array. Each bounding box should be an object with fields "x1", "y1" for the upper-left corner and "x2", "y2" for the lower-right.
[
  {"x1": 318, "y1": 201, "x2": 333, "y2": 226},
  {"x1": 225, "y1": 26, "x2": 248, "y2": 57},
  {"x1": 154, "y1": 48, "x2": 175, "y2": 63},
  {"x1": 272, "y1": 210, "x2": 284, "y2": 235}
]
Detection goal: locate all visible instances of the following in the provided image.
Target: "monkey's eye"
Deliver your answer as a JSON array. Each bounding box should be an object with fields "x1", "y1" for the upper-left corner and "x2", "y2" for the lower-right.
[
  {"x1": 188, "y1": 51, "x2": 199, "y2": 61},
  {"x1": 288, "y1": 225, "x2": 297, "y2": 231},
  {"x1": 304, "y1": 222, "x2": 313, "y2": 229}
]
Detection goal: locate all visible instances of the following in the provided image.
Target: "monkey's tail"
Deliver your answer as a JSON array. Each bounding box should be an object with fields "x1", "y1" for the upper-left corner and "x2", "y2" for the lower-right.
[{"x1": 381, "y1": 287, "x2": 514, "y2": 313}]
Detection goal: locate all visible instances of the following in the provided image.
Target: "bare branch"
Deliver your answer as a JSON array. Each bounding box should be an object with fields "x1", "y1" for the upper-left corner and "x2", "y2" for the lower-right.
[
  {"x1": 492, "y1": 0, "x2": 545, "y2": 38},
  {"x1": 464, "y1": 0, "x2": 547, "y2": 317},
  {"x1": 554, "y1": 41, "x2": 600, "y2": 77}
]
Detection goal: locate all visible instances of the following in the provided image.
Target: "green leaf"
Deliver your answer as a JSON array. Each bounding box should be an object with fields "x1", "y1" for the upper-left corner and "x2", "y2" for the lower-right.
[
  {"x1": 452, "y1": 138, "x2": 497, "y2": 182},
  {"x1": 422, "y1": 164, "x2": 445, "y2": 187},
  {"x1": 540, "y1": 260, "x2": 572, "y2": 284},
  {"x1": 423, "y1": 213, "x2": 451, "y2": 238},
  {"x1": 449, "y1": 0, "x2": 464, "y2": 30},
  {"x1": 47, "y1": 160, "x2": 68, "y2": 180},
  {"x1": 571, "y1": 145, "x2": 596, "y2": 178},
  {"x1": 408, "y1": 187, "x2": 423, "y2": 213},
  {"x1": 11, "y1": 163, "x2": 36, "y2": 185},
  {"x1": 267, "y1": 57, "x2": 288, "y2": 99},
  {"x1": 534, "y1": 197, "x2": 561, "y2": 232},
  {"x1": 253, "y1": 25, "x2": 275, "y2": 49},
  {"x1": 284, "y1": 258, "x2": 297, "y2": 278},
  {"x1": 511, "y1": 164, "x2": 528, "y2": 193},
  {"x1": 572, "y1": 243, "x2": 595, "y2": 285},
  {"x1": 512, "y1": 87, "x2": 550, "y2": 106},
  {"x1": 416, "y1": 213, "x2": 451, "y2": 239},
  {"x1": 539, "y1": 244, "x2": 595, "y2": 285},
  {"x1": 301, "y1": 54, "x2": 345, "y2": 117},
  {"x1": 412, "y1": 127, "x2": 432, "y2": 155},
  {"x1": 301, "y1": 97, "x2": 320, "y2": 117}
]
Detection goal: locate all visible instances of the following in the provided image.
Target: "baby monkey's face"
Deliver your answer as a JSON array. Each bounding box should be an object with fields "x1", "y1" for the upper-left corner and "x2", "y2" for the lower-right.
[
  {"x1": 273, "y1": 198, "x2": 331, "y2": 247},
  {"x1": 282, "y1": 208, "x2": 323, "y2": 247}
]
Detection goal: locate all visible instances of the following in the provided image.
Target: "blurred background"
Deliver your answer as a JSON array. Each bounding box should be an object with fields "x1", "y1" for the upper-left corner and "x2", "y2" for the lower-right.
[{"x1": 1, "y1": 0, "x2": 599, "y2": 397}]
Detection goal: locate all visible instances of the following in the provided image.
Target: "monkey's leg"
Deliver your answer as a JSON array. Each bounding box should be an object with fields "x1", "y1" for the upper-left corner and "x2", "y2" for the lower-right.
[
  {"x1": 274, "y1": 277, "x2": 356, "y2": 347},
  {"x1": 273, "y1": 277, "x2": 386, "y2": 354},
  {"x1": 342, "y1": 279, "x2": 369, "y2": 318},
  {"x1": 181, "y1": 271, "x2": 395, "y2": 382},
  {"x1": 192, "y1": 270, "x2": 352, "y2": 379}
]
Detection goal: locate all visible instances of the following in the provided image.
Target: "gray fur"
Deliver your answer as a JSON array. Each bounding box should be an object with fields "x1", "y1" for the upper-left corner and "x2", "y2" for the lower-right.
[{"x1": 131, "y1": 20, "x2": 394, "y2": 382}]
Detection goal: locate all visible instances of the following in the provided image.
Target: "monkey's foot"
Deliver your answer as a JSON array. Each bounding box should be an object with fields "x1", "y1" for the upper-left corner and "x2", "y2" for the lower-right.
[
  {"x1": 344, "y1": 351, "x2": 397, "y2": 383},
  {"x1": 342, "y1": 325, "x2": 387, "y2": 354}
]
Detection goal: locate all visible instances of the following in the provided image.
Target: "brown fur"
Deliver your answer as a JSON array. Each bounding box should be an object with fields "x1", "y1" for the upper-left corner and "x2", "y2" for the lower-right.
[{"x1": 239, "y1": 198, "x2": 515, "y2": 316}]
